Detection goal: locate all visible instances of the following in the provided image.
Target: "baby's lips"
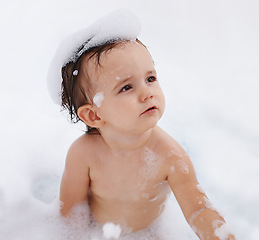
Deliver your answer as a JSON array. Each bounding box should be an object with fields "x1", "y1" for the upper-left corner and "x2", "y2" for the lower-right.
[{"x1": 141, "y1": 105, "x2": 158, "y2": 115}]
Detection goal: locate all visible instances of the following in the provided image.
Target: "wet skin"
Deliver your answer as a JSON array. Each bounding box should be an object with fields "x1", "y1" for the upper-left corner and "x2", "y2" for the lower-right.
[{"x1": 60, "y1": 42, "x2": 235, "y2": 239}]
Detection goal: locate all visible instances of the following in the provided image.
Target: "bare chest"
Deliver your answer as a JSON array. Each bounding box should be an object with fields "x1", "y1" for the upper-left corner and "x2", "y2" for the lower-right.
[{"x1": 89, "y1": 148, "x2": 169, "y2": 202}]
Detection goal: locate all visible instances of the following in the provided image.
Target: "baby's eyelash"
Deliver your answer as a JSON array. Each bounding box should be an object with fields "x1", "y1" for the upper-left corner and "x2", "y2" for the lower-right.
[
  {"x1": 119, "y1": 84, "x2": 132, "y2": 93},
  {"x1": 118, "y1": 76, "x2": 156, "y2": 93},
  {"x1": 147, "y1": 76, "x2": 157, "y2": 82}
]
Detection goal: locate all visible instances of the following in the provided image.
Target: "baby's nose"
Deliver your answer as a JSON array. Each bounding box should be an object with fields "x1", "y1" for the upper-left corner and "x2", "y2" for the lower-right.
[{"x1": 139, "y1": 86, "x2": 153, "y2": 102}]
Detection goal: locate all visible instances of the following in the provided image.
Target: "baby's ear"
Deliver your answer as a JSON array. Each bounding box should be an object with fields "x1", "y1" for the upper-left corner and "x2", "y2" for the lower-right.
[{"x1": 77, "y1": 104, "x2": 104, "y2": 128}]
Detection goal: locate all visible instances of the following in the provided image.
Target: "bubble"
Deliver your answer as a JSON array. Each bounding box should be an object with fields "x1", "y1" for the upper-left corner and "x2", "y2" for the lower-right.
[
  {"x1": 93, "y1": 92, "x2": 104, "y2": 108},
  {"x1": 102, "y1": 222, "x2": 122, "y2": 239},
  {"x1": 73, "y1": 70, "x2": 78, "y2": 76}
]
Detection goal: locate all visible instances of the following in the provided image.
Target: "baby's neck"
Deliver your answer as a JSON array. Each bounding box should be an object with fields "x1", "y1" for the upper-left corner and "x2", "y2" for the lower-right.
[{"x1": 99, "y1": 127, "x2": 155, "y2": 154}]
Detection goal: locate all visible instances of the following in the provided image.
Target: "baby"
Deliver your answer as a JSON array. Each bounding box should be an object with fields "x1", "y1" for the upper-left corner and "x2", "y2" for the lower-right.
[{"x1": 48, "y1": 10, "x2": 235, "y2": 240}]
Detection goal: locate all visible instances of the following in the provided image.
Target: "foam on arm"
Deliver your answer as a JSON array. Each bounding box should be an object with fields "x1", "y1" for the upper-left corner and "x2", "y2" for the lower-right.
[{"x1": 166, "y1": 147, "x2": 235, "y2": 240}]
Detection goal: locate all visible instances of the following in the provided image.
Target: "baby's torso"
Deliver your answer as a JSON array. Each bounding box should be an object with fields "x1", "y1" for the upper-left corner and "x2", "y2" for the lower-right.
[{"x1": 88, "y1": 143, "x2": 171, "y2": 232}]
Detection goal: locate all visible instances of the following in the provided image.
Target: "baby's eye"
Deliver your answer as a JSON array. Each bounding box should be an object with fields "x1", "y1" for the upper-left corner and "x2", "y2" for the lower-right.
[
  {"x1": 146, "y1": 76, "x2": 156, "y2": 83},
  {"x1": 120, "y1": 84, "x2": 132, "y2": 93}
]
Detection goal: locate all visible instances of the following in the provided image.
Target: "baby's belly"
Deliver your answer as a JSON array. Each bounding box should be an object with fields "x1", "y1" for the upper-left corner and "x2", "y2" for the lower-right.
[{"x1": 88, "y1": 189, "x2": 171, "y2": 232}]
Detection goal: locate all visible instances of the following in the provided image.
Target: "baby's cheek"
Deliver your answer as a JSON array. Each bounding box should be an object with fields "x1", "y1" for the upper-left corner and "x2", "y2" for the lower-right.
[{"x1": 159, "y1": 92, "x2": 165, "y2": 113}]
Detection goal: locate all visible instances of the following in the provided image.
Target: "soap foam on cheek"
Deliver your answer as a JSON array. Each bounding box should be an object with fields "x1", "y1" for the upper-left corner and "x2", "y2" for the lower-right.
[{"x1": 93, "y1": 92, "x2": 104, "y2": 108}]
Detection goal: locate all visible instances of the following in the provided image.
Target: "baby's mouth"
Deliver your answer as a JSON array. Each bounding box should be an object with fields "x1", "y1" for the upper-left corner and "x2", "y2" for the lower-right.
[{"x1": 141, "y1": 106, "x2": 158, "y2": 115}]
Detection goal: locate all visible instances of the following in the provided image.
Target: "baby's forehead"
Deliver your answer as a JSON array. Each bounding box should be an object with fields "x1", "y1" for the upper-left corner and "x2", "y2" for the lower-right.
[
  {"x1": 101, "y1": 42, "x2": 151, "y2": 69},
  {"x1": 83, "y1": 41, "x2": 146, "y2": 71},
  {"x1": 80, "y1": 40, "x2": 153, "y2": 89}
]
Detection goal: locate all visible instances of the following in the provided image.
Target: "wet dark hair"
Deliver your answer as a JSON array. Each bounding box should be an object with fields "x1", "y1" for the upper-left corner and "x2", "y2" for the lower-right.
[{"x1": 61, "y1": 38, "x2": 145, "y2": 134}]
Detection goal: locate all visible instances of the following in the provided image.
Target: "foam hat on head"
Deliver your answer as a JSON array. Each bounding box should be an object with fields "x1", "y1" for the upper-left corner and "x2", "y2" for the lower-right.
[{"x1": 47, "y1": 9, "x2": 141, "y2": 105}]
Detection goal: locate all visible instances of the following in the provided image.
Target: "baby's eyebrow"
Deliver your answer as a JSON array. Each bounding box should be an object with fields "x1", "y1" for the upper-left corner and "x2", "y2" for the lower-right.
[
  {"x1": 147, "y1": 70, "x2": 157, "y2": 75},
  {"x1": 113, "y1": 76, "x2": 131, "y2": 92},
  {"x1": 112, "y1": 69, "x2": 157, "y2": 92}
]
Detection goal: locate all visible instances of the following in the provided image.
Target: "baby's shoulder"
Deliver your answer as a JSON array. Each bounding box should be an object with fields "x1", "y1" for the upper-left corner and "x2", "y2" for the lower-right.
[
  {"x1": 152, "y1": 126, "x2": 187, "y2": 160},
  {"x1": 65, "y1": 133, "x2": 101, "y2": 165},
  {"x1": 153, "y1": 127, "x2": 195, "y2": 180},
  {"x1": 71, "y1": 132, "x2": 100, "y2": 148}
]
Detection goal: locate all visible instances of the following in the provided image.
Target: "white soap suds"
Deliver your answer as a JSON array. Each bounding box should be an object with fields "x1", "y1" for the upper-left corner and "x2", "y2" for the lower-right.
[
  {"x1": 213, "y1": 220, "x2": 232, "y2": 240},
  {"x1": 203, "y1": 197, "x2": 224, "y2": 217},
  {"x1": 197, "y1": 184, "x2": 205, "y2": 194},
  {"x1": 72, "y1": 70, "x2": 78, "y2": 76},
  {"x1": 167, "y1": 149, "x2": 180, "y2": 158},
  {"x1": 93, "y1": 92, "x2": 104, "y2": 108},
  {"x1": 47, "y1": 9, "x2": 141, "y2": 105},
  {"x1": 189, "y1": 198, "x2": 226, "y2": 234},
  {"x1": 141, "y1": 147, "x2": 159, "y2": 177},
  {"x1": 178, "y1": 160, "x2": 189, "y2": 174},
  {"x1": 102, "y1": 222, "x2": 122, "y2": 239},
  {"x1": 191, "y1": 225, "x2": 204, "y2": 240},
  {"x1": 189, "y1": 207, "x2": 207, "y2": 226},
  {"x1": 149, "y1": 195, "x2": 159, "y2": 202}
]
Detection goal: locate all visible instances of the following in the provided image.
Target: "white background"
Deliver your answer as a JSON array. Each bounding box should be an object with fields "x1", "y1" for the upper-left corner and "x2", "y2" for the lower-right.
[{"x1": 0, "y1": 0, "x2": 258, "y2": 239}]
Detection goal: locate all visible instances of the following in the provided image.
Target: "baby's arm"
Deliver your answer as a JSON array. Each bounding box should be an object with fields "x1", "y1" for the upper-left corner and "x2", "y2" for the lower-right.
[
  {"x1": 60, "y1": 138, "x2": 90, "y2": 216},
  {"x1": 166, "y1": 145, "x2": 235, "y2": 240}
]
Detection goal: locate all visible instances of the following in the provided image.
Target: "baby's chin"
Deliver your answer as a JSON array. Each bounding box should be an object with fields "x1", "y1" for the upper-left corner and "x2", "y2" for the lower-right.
[{"x1": 139, "y1": 119, "x2": 161, "y2": 133}]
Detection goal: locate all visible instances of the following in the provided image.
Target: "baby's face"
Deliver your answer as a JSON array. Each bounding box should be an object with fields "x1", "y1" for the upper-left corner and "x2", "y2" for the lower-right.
[{"x1": 85, "y1": 41, "x2": 165, "y2": 134}]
